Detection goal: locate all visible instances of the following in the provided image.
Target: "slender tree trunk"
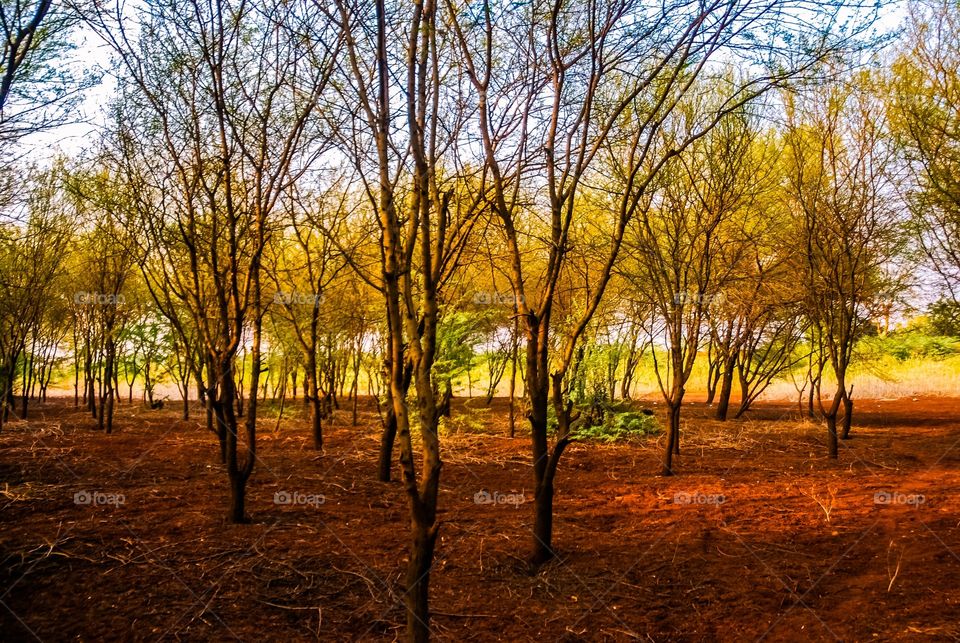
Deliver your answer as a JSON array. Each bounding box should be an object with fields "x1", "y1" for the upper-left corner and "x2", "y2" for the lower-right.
[
  {"x1": 840, "y1": 386, "x2": 853, "y2": 440},
  {"x1": 734, "y1": 364, "x2": 752, "y2": 418},
  {"x1": 662, "y1": 403, "x2": 681, "y2": 476},
  {"x1": 825, "y1": 385, "x2": 844, "y2": 459},
  {"x1": 508, "y1": 316, "x2": 518, "y2": 438},
  {"x1": 715, "y1": 354, "x2": 737, "y2": 421},
  {"x1": 705, "y1": 362, "x2": 720, "y2": 405},
  {"x1": 405, "y1": 514, "x2": 439, "y2": 642},
  {"x1": 182, "y1": 370, "x2": 190, "y2": 421},
  {"x1": 308, "y1": 360, "x2": 323, "y2": 450},
  {"x1": 104, "y1": 338, "x2": 116, "y2": 434},
  {"x1": 351, "y1": 381, "x2": 359, "y2": 426},
  {"x1": 378, "y1": 402, "x2": 397, "y2": 482}
]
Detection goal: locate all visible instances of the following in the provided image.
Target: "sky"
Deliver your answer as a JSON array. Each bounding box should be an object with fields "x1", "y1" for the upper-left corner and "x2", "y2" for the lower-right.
[{"x1": 16, "y1": 0, "x2": 911, "y2": 164}]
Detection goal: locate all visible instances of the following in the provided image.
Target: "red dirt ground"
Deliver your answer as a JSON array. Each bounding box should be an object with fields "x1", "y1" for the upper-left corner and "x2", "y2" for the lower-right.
[{"x1": 1, "y1": 395, "x2": 959, "y2": 642}]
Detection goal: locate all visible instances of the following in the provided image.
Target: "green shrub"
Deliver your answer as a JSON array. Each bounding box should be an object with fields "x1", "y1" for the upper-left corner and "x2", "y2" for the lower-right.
[
  {"x1": 860, "y1": 330, "x2": 960, "y2": 362},
  {"x1": 572, "y1": 409, "x2": 660, "y2": 443},
  {"x1": 439, "y1": 405, "x2": 490, "y2": 435}
]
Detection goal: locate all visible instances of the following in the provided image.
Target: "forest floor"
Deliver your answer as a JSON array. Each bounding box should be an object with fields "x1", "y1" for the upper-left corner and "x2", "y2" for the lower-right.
[{"x1": 1, "y1": 395, "x2": 959, "y2": 642}]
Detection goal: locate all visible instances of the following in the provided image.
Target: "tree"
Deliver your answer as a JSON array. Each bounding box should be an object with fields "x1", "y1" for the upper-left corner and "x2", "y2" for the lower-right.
[
  {"x1": 67, "y1": 165, "x2": 141, "y2": 433},
  {"x1": 266, "y1": 182, "x2": 351, "y2": 450},
  {"x1": 0, "y1": 0, "x2": 86, "y2": 147},
  {"x1": 622, "y1": 102, "x2": 762, "y2": 474},
  {"x1": 0, "y1": 164, "x2": 71, "y2": 429},
  {"x1": 447, "y1": 0, "x2": 876, "y2": 565},
  {"x1": 785, "y1": 74, "x2": 906, "y2": 456},
  {"x1": 891, "y1": 1, "x2": 960, "y2": 304},
  {"x1": 329, "y1": 0, "x2": 482, "y2": 637},
  {"x1": 90, "y1": 0, "x2": 335, "y2": 521}
]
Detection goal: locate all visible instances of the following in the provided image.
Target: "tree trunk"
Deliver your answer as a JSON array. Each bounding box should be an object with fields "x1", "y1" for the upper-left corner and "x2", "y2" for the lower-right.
[
  {"x1": 405, "y1": 518, "x2": 439, "y2": 642},
  {"x1": 662, "y1": 402, "x2": 681, "y2": 476},
  {"x1": 221, "y1": 368, "x2": 248, "y2": 524},
  {"x1": 311, "y1": 396, "x2": 323, "y2": 450},
  {"x1": 530, "y1": 470, "x2": 555, "y2": 566},
  {"x1": 826, "y1": 412, "x2": 838, "y2": 458},
  {"x1": 840, "y1": 387, "x2": 853, "y2": 440},
  {"x1": 705, "y1": 361, "x2": 720, "y2": 405},
  {"x1": 715, "y1": 355, "x2": 736, "y2": 421},
  {"x1": 377, "y1": 405, "x2": 397, "y2": 482},
  {"x1": 825, "y1": 387, "x2": 843, "y2": 459},
  {"x1": 528, "y1": 368, "x2": 553, "y2": 564},
  {"x1": 308, "y1": 360, "x2": 323, "y2": 449},
  {"x1": 228, "y1": 468, "x2": 246, "y2": 524}
]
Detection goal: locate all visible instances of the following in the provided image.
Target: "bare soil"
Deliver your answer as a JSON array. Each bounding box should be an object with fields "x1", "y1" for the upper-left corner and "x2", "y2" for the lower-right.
[{"x1": 1, "y1": 395, "x2": 959, "y2": 642}]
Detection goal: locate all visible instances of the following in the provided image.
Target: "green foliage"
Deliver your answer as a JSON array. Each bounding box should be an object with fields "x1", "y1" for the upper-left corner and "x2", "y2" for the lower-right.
[
  {"x1": 569, "y1": 380, "x2": 660, "y2": 442},
  {"x1": 439, "y1": 404, "x2": 490, "y2": 435},
  {"x1": 859, "y1": 328, "x2": 960, "y2": 362},
  {"x1": 927, "y1": 299, "x2": 960, "y2": 337},
  {"x1": 572, "y1": 409, "x2": 660, "y2": 443},
  {"x1": 434, "y1": 309, "x2": 493, "y2": 385},
  {"x1": 434, "y1": 309, "x2": 496, "y2": 382},
  {"x1": 568, "y1": 340, "x2": 622, "y2": 406}
]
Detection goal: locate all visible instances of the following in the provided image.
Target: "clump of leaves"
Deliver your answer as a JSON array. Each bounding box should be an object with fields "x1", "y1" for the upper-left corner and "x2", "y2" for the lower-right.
[
  {"x1": 859, "y1": 329, "x2": 960, "y2": 361},
  {"x1": 573, "y1": 410, "x2": 660, "y2": 443},
  {"x1": 569, "y1": 381, "x2": 660, "y2": 442},
  {"x1": 439, "y1": 405, "x2": 490, "y2": 435}
]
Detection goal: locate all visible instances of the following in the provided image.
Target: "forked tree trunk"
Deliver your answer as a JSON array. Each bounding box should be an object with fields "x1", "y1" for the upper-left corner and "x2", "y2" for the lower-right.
[
  {"x1": 825, "y1": 389, "x2": 843, "y2": 458},
  {"x1": 840, "y1": 386, "x2": 853, "y2": 440},
  {"x1": 181, "y1": 370, "x2": 190, "y2": 420},
  {"x1": 705, "y1": 360, "x2": 720, "y2": 405}
]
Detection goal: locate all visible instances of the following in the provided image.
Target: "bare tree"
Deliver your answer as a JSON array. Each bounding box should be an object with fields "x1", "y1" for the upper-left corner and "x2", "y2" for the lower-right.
[
  {"x1": 90, "y1": 0, "x2": 336, "y2": 521},
  {"x1": 891, "y1": 1, "x2": 960, "y2": 303},
  {"x1": 447, "y1": 0, "x2": 874, "y2": 564},
  {"x1": 786, "y1": 75, "x2": 905, "y2": 456},
  {"x1": 0, "y1": 164, "x2": 71, "y2": 429},
  {"x1": 0, "y1": 0, "x2": 86, "y2": 146},
  {"x1": 266, "y1": 182, "x2": 351, "y2": 449},
  {"x1": 328, "y1": 0, "x2": 482, "y2": 637}
]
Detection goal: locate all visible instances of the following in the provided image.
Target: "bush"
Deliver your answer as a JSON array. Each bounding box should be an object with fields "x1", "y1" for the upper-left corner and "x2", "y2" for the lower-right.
[
  {"x1": 572, "y1": 409, "x2": 660, "y2": 443},
  {"x1": 928, "y1": 299, "x2": 960, "y2": 337},
  {"x1": 439, "y1": 404, "x2": 490, "y2": 435},
  {"x1": 860, "y1": 329, "x2": 960, "y2": 362}
]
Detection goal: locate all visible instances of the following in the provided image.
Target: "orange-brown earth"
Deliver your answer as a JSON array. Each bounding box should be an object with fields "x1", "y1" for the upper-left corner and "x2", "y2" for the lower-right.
[{"x1": 1, "y1": 396, "x2": 959, "y2": 641}]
